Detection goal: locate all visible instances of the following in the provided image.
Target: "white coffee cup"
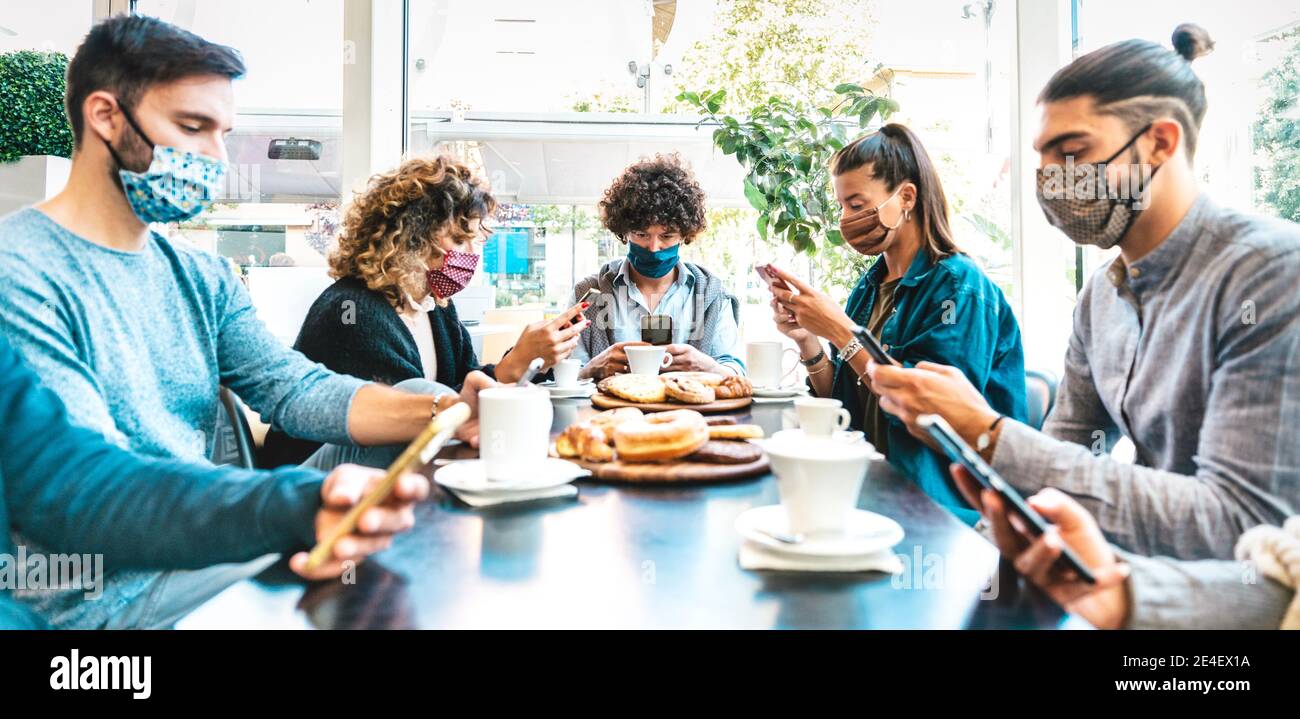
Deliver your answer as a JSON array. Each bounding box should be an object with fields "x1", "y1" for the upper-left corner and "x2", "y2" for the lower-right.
[
  {"x1": 553, "y1": 358, "x2": 581, "y2": 388},
  {"x1": 478, "y1": 386, "x2": 554, "y2": 481},
  {"x1": 625, "y1": 345, "x2": 672, "y2": 376},
  {"x1": 761, "y1": 434, "x2": 873, "y2": 536},
  {"x1": 794, "y1": 397, "x2": 851, "y2": 437},
  {"x1": 747, "y1": 341, "x2": 798, "y2": 389}
]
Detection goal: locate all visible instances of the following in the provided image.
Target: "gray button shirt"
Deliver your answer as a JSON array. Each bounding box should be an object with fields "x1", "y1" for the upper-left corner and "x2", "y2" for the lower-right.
[{"x1": 993, "y1": 193, "x2": 1300, "y2": 560}]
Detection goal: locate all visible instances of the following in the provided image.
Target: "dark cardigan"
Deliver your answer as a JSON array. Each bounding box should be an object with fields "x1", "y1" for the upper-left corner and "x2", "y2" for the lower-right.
[{"x1": 257, "y1": 276, "x2": 493, "y2": 468}]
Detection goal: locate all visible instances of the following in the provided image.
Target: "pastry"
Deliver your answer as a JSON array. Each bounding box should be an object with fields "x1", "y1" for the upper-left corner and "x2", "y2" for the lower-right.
[
  {"x1": 555, "y1": 421, "x2": 616, "y2": 463},
  {"x1": 587, "y1": 406, "x2": 644, "y2": 431},
  {"x1": 660, "y1": 371, "x2": 725, "y2": 387},
  {"x1": 685, "y1": 439, "x2": 764, "y2": 465},
  {"x1": 713, "y1": 375, "x2": 754, "y2": 399},
  {"x1": 704, "y1": 415, "x2": 738, "y2": 426},
  {"x1": 598, "y1": 374, "x2": 666, "y2": 403},
  {"x1": 662, "y1": 375, "x2": 716, "y2": 404},
  {"x1": 612, "y1": 409, "x2": 710, "y2": 462},
  {"x1": 707, "y1": 424, "x2": 764, "y2": 440}
]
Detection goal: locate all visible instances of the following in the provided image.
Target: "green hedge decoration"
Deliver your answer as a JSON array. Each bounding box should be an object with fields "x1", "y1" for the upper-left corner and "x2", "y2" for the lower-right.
[{"x1": 0, "y1": 50, "x2": 74, "y2": 163}]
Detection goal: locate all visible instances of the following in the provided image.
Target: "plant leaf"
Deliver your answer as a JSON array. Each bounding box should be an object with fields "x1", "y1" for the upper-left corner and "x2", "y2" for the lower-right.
[{"x1": 743, "y1": 178, "x2": 769, "y2": 212}]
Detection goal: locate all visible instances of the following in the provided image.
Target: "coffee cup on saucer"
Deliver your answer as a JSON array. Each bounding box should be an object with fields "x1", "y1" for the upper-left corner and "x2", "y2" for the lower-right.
[
  {"x1": 759, "y1": 433, "x2": 873, "y2": 537},
  {"x1": 478, "y1": 386, "x2": 553, "y2": 481},
  {"x1": 552, "y1": 358, "x2": 581, "y2": 389}
]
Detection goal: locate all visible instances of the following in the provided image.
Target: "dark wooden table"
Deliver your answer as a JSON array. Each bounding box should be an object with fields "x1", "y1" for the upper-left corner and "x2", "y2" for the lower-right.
[{"x1": 179, "y1": 399, "x2": 1086, "y2": 629}]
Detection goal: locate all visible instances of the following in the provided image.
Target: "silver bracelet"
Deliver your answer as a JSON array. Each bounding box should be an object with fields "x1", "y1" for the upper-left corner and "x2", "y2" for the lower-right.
[{"x1": 839, "y1": 339, "x2": 863, "y2": 364}]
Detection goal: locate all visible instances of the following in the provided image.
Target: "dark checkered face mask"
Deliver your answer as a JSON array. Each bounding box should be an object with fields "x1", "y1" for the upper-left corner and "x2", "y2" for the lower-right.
[{"x1": 1035, "y1": 124, "x2": 1158, "y2": 249}]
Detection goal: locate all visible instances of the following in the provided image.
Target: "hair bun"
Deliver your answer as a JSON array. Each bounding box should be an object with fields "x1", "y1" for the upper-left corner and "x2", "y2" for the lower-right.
[{"x1": 1172, "y1": 23, "x2": 1214, "y2": 62}]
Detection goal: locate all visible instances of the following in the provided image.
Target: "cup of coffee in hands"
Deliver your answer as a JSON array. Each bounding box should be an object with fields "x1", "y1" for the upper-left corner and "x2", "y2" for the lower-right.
[{"x1": 625, "y1": 345, "x2": 672, "y2": 376}]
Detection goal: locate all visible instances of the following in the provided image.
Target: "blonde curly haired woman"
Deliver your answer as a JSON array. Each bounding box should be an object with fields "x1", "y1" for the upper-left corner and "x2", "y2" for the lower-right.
[{"x1": 260, "y1": 155, "x2": 585, "y2": 467}]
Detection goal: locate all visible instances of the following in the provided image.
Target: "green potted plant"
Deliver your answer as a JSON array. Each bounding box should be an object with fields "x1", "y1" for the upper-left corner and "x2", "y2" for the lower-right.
[
  {"x1": 0, "y1": 50, "x2": 74, "y2": 214},
  {"x1": 678, "y1": 83, "x2": 898, "y2": 296}
]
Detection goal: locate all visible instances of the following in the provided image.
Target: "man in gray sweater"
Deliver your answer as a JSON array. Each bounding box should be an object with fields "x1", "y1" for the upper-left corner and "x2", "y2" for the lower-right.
[{"x1": 865, "y1": 28, "x2": 1300, "y2": 561}]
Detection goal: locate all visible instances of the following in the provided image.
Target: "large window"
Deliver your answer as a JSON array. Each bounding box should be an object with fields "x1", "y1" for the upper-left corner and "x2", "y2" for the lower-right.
[
  {"x1": 1074, "y1": 0, "x2": 1300, "y2": 280},
  {"x1": 0, "y1": 1, "x2": 95, "y2": 55},
  {"x1": 407, "y1": 0, "x2": 1015, "y2": 352},
  {"x1": 133, "y1": 0, "x2": 345, "y2": 273}
]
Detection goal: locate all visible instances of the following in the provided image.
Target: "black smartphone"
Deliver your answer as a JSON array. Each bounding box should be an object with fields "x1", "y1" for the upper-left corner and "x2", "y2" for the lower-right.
[
  {"x1": 918, "y1": 413, "x2": 1098, "y2": 584},
  {"x1": 851, "y1": 324, "x2": 899, "y2": 366},
  {"x1": 641, "y1": 314, "x2": 673, "y2": 345}
]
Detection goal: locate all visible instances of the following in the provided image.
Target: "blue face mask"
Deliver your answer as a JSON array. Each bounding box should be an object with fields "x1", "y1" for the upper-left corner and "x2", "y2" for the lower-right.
[
  {"x1": 104, "y1": 106, "x2": 226, "y2": 224},
  {"x1": 626, "y1": 240, "x2": 680, "y2": 278}
]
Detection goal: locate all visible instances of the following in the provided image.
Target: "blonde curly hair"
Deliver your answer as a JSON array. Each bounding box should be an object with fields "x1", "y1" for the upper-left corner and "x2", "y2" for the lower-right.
[{"x1": 329, "y1": 155, "x2": 495, "y2": 309}]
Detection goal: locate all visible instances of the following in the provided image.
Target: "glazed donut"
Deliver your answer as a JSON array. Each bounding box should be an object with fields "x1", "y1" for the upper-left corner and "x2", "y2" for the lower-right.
[
  {"x1": 662, "y1": 376, "x2": 715, "y2": 404},
  {"x1": 612, "y1": 409, "x2": 710, "y2": 463}
]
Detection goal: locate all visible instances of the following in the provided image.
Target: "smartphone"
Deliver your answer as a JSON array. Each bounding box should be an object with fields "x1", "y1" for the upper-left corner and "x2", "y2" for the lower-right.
[
  {"x1": 754, "y1": 263, "x2": 791, "y2": 292},
  {"x1": 641, "y1": 314, "x2": 673, "y2": 345},
  {"x1": 918, "y1": 413, "x2": 1098, "y2": 584},
  {"x1": 561, "y1": 288, "x2": 601, "y2": 329},
  {"x1": 851, "y1": 324, "x2": 900, "y2": 366}
]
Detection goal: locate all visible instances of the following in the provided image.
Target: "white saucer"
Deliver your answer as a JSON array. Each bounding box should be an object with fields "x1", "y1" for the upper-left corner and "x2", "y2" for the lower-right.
[
  {"x1": 435, "y1": 458, "x2": 589, "y2": 494},
  {"x1": 734, "y1": 505, "x2": 904, "y2": 558},
  {"x1": 769, "y1": 428, "x2": 872, "y2": 447},
  {"x1": 540, "y1": 379, "x2": 595, "y2": 399},
  {"x1": 753, "y1": 385, "x2": 807, "y2": 399}
]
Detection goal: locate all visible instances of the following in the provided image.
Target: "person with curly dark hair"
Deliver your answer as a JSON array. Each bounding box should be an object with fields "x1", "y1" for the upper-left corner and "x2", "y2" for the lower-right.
[
  {"x1": 259, "y1": 155, "x2": 589, "y2": 468},
  {"x1": 572, "y1": 154, "x2": 744, "y2": 379}
]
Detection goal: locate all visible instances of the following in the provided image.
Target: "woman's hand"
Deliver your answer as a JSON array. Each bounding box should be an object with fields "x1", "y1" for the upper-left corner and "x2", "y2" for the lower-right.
[
  {"x1": 496, "y1": 304, "x2": 590, "y2": 382},
  {"x1": 579, "y1": 341, "x2": 649, "y2": 380},
  {"x1": 949, "y1": 466, "x2": 1132, "y2": 629},
  {"x1": 663, "y1": 343, "x2": 726, "y2": 374},
  {"x1": 765, "y1": 265, "x2": 856, "y2": 348}
]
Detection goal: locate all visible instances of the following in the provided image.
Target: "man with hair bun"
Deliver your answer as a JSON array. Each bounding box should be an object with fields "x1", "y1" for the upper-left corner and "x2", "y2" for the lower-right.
[{"x1": 866, "y1": 23, "x2": 1300, "y2": 562}]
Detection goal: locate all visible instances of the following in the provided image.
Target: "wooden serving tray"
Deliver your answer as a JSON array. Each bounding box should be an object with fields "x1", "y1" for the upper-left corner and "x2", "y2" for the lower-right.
[
  {"x1": 569, "y1": 454, "x2": 769, "y2": 484},
  {"x1": 590, "y1": 392, "x2": 753, "y2": 414}
]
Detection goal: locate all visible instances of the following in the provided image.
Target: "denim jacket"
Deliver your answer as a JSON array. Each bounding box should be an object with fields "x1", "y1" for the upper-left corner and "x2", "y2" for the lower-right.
[{"x1": 830, "y1": 250, "x2": 1027, "y2": 525}]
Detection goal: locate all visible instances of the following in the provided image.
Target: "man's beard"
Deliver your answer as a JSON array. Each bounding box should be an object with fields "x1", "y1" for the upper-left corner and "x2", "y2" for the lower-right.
[{"x1": 105, "y1": 127, "x2": 153, "y2": 190}]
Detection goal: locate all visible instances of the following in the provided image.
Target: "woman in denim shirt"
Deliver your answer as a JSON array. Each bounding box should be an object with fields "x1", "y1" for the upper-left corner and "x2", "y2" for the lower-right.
[{"x1": 767, "y1": 124, "x2": 1026, "y2": 525}]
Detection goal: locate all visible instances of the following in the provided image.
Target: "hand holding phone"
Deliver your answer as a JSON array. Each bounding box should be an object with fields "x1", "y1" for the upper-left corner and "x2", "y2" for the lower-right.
[
  {"x1": 754, "y1": 263, "x2": 792, "y2": 293},
  {"x1": 851, "y1": 324, "x2": 900, "y2": 367},
  {"x1": 561, "y1": 288, "x2": 601, "y2": 330},
  {"x1": 918, "y1": 414, "x2": 1098, "y2": 584}
]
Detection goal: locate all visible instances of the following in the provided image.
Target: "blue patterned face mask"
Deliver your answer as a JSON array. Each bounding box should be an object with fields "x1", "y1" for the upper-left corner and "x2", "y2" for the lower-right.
[{"x1": 103, "y1": 106, "x2": 226, "y2": 224}]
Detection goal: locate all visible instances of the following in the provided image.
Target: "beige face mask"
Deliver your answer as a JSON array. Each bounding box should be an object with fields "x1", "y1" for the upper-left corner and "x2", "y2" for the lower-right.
[{"x1": 839, "y1": 186, "x2": 905, "y2": 252}]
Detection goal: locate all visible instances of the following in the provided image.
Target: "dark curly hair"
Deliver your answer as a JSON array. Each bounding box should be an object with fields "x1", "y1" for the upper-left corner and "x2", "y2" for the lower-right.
[
  {"x1": 330, "y1": 155, "x2": 495, "y2": 309},
  {"x1": 598, "y1": 154, "x2": 708, "y2": 243}
]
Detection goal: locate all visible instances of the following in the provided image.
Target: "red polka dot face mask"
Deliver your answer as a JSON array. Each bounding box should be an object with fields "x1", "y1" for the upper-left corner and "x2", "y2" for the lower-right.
[{"x1": 426, "y1": 249, "x2": 480, "y2": 300}]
